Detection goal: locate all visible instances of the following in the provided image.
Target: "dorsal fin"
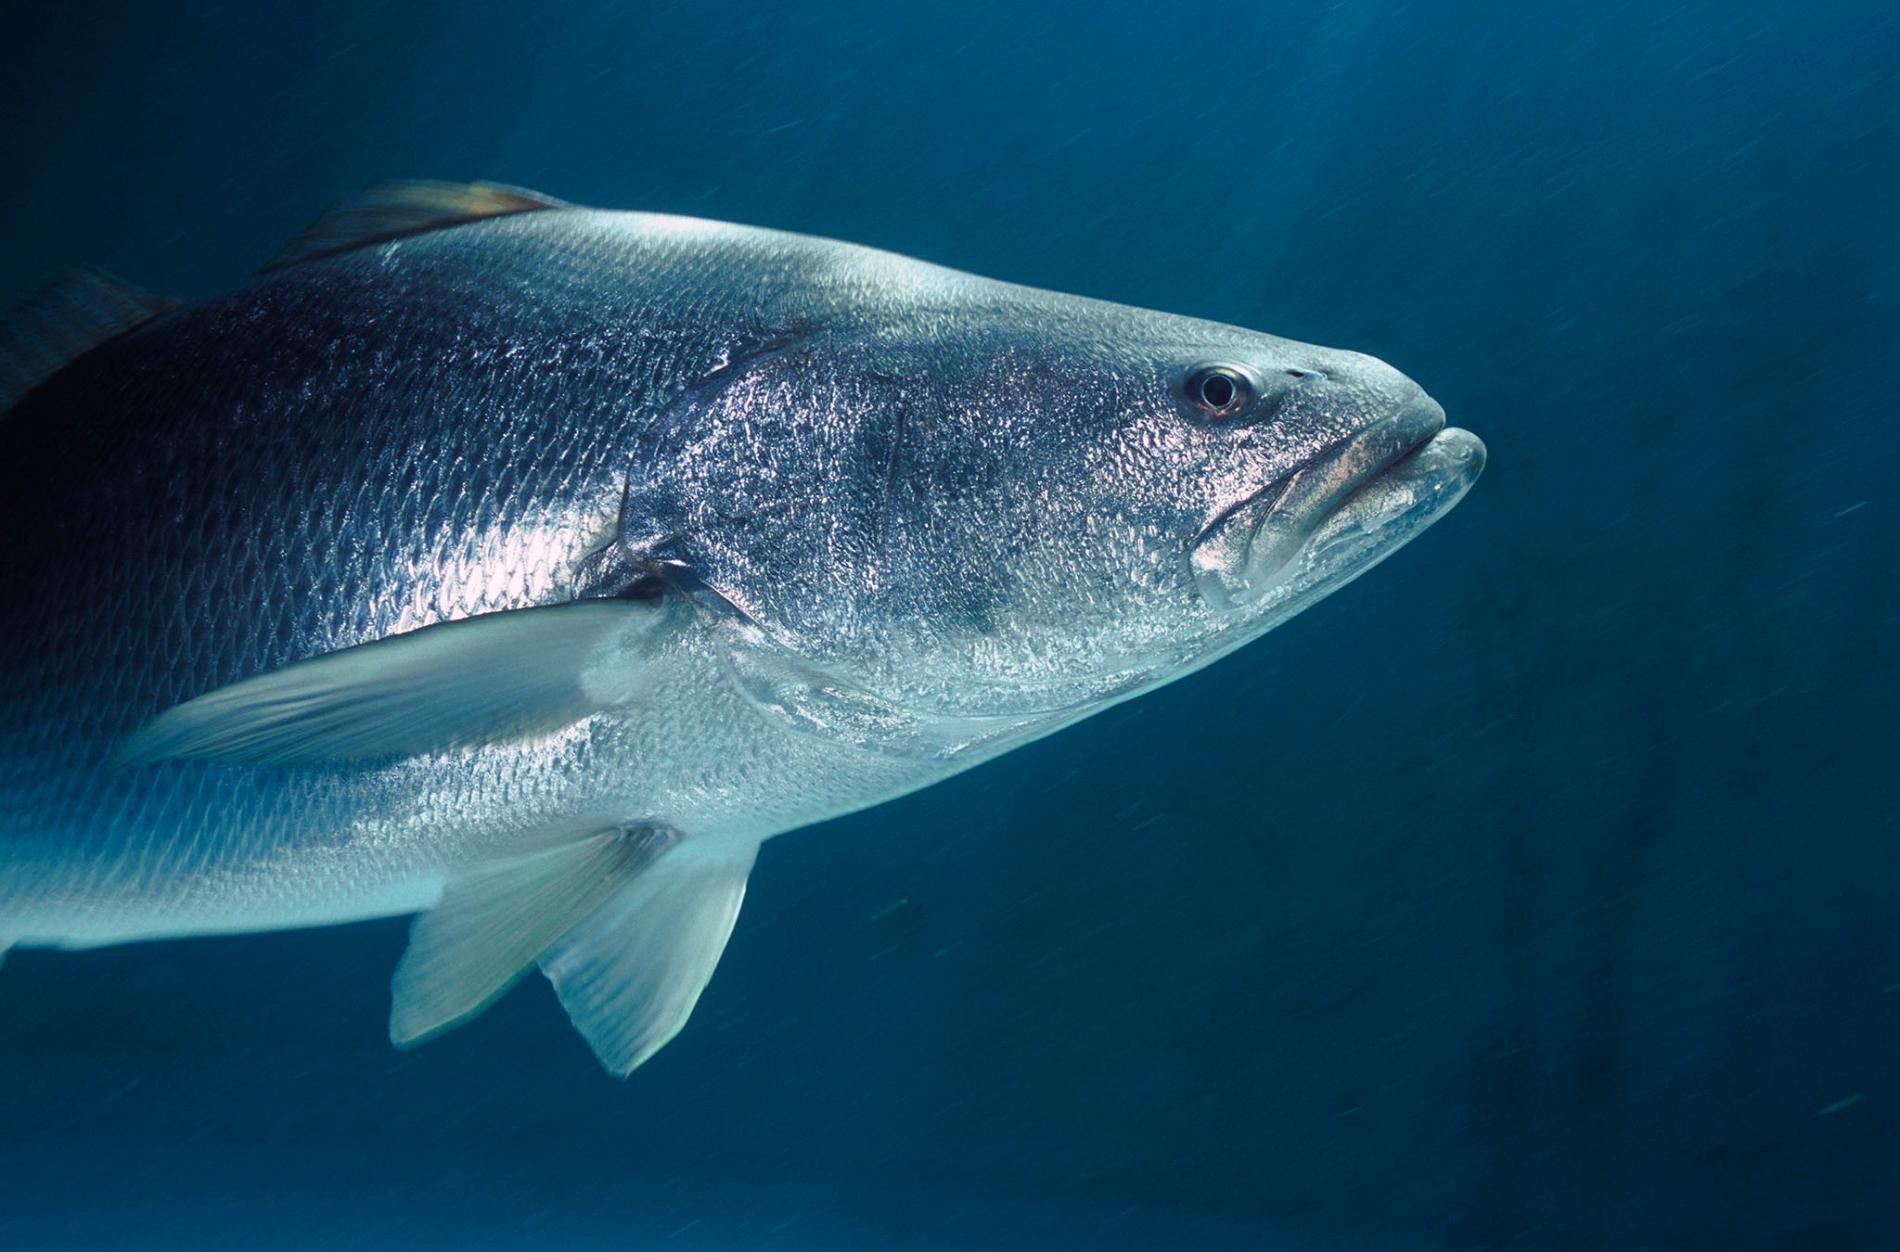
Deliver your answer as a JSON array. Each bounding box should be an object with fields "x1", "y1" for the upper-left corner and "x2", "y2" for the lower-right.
[
  {"x1": 0, "y1": 268, "x2": 174, "y2": 416},
  {"x1": 263, "y1": 180, "x2": 569, "y2": 271}
]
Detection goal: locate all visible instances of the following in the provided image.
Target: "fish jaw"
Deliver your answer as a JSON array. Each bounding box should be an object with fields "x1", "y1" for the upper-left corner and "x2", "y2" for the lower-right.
[{"x1": 1187, "y1": 394, "x2": 1462, "y2": 611}]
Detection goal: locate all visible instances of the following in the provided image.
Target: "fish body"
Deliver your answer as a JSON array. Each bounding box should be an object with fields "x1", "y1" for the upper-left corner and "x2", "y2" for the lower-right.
[{"x1": 0, "y1": 185, "x2": 1483, "y2": 1071}]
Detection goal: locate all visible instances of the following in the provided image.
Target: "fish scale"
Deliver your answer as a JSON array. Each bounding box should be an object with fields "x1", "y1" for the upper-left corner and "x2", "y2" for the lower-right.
[{"x1": 0, "y1": 182, "x2": 1481, "y2": 1074}]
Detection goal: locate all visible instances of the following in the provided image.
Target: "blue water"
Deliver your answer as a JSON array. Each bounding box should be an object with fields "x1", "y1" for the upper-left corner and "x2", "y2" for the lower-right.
[{"x1": 3, "y1": 2, "x2": 1896, "y2": 1248}]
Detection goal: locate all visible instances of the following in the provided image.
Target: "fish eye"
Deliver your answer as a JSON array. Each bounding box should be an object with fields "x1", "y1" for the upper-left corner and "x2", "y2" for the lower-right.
[{"x1": 1185, "y1": 364, "x2": 1253, "y2": 420}]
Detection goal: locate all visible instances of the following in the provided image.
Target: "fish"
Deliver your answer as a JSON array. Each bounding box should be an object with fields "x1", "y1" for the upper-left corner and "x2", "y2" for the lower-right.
[{"x1": 0, "y1": 181, "x2": 1484, "y2": 1074}]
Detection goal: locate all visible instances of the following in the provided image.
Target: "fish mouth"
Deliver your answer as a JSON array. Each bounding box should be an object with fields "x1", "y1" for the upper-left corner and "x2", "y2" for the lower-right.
[{"x1": 1189, "y1": 394, "x2": 1485, "y2": 610}]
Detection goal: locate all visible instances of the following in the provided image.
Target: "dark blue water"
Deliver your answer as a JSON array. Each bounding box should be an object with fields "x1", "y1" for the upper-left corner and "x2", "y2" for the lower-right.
[{"x1": 3, "y1": 2, "x2": 1896, "y2": 1248}]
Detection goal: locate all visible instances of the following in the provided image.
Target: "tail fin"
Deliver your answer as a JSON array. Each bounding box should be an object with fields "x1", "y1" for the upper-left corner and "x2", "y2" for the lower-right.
[{"x1": 388, "y1": 820, "x2": 754, "y2": 1076}]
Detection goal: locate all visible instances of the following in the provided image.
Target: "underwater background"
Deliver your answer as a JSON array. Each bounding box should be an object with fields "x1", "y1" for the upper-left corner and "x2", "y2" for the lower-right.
[{"x1": 2, "y1": 1, "x2": 1895, "y2": 1248}]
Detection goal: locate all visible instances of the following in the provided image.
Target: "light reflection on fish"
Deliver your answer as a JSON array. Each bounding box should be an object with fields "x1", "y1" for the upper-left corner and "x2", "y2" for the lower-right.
[{"x1": 0, "y1": 182, "x2": 1483, "y2": 1073}]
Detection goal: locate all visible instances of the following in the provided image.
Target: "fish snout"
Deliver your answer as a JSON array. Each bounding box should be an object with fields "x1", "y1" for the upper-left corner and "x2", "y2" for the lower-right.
[{"x1": 1188, "y1": 380, "x2": 1452, "y2": 609}]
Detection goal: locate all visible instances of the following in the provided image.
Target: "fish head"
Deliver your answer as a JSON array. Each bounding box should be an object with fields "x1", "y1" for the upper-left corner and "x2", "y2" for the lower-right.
[{"x1": 625, "y1": 266, "x2": 1484, "y2": 725}]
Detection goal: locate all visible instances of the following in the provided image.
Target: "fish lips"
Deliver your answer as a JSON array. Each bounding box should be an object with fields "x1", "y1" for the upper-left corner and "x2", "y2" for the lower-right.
[{"x1": 1188, "y1": 395, "x2": 1483, "y2": 610}]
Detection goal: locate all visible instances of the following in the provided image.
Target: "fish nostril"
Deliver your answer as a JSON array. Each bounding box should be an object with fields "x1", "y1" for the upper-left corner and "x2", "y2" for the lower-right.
[{"x1": 1255, "y1": 366, "x2": 1322, "y2": 416}]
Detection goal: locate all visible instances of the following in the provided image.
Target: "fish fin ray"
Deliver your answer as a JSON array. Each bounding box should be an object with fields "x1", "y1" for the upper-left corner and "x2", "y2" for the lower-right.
[
  {"x1": 541, "y1": 843, "x2": 757, "y2": 1076},
  {"x1": 263, "y1": 180, "x2": 568, "y2": 271},
  {"x1": 0, "y1": 268, "x2": 173, "y2": 415},
  {"x1": 389, "y1": 819, "x2": 681, "y2": 1048},
  {"x1": 116, "y1": 600, "x2": 662, "y2": 767}
]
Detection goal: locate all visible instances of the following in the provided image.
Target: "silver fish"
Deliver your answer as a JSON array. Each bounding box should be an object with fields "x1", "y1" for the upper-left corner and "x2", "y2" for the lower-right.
[{"x1": 0, "y1": 182, "x2": 1484, "y2": 1073}]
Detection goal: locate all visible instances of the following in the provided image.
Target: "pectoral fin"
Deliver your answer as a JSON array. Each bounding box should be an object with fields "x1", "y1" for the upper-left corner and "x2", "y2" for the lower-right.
[
  {"x1": 116, "y1": 600, "x2": 665, "y2": 767},
  {"x1": 389, "y1": 819, "x2": 680, "y2": 1048}
]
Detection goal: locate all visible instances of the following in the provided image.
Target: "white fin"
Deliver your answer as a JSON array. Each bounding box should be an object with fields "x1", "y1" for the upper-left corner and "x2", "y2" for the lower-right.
[
  {"x1": 541, "y1": 844, "x2": 758, "y2": 1076},
  {"x1": 1, "y1": 268, "x2": 173, "y2": 415},
  {"x1": 389, "y1": 820, "x2": 680, "y2": 1048},
  {"x1": 264, "y1": 180, "x2": 567, "y2": 271},
  {"x1": 116, "y1": 600, "x2": 661, "y2": 767}
]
